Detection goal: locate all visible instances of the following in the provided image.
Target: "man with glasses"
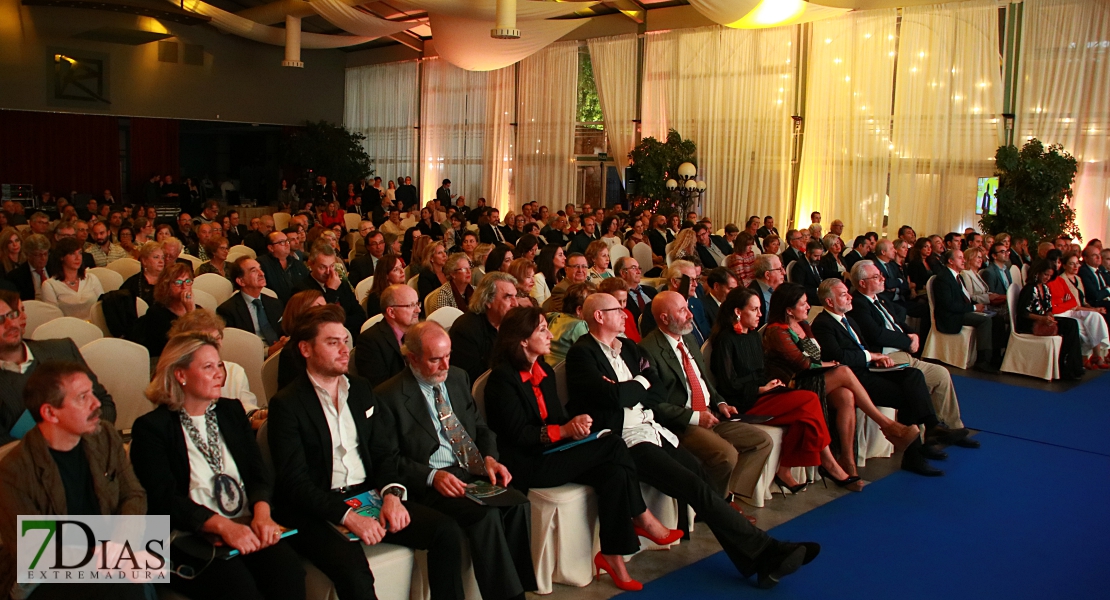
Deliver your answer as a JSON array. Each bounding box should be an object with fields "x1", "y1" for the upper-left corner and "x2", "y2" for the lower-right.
[
  {"x1": 789, "y1": 240, "x2": 825, "y2": 306},
  {"x1": 748, "y1": 254, "x2": 784, "y2": 328},
  {"x1": 356, "y1": 284, "x2": 420, "y2": 386},
  {"x1": 981, "y1": 243, "x2": 1016, "y2": 297},
  {"x1": 448, "y1": 273, "x2": 520, "y2": 382},
  {"x1": 8, "y1": 234, "x2": 51, "y2": 301},
  {"x1": 0, "y1": 289, "x2": 116, "y2": 445},
  {"x1": 780, "y1": 229, "x2": 805, "y2": 268},
  {"x1": 541, "y1": 253, "x2": 590, "y2": 313},
  {"x1": 219, "y1": 256, "x2": 287, "y2": 355},
  {"x1": 258, "y1": 230, "x2": 309, "y2": 304},
  {"x1": 296, "y1": 244, "x2": 367, "y2": 338},
  {"x1": 617, "y1": 256, "x2": 656, "y2": 328}
]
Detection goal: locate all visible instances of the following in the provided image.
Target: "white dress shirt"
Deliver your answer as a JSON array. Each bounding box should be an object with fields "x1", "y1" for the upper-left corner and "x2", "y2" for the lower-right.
[
  {"x1": 660, "y1": 333, "x2": 710, "y2": 425},
  {"x1": 239, "y1": 291, "x2": 263, "y2": 336},
  {"x1": 221, "y1": 361, "x2": 259, "y2": 413},
  {"x1": 308, "y1": 373, "x2": 367, "y2": 490},
  {"x1": 0, "y1": 343, "x2": 35, "y2": 375},
  {"x1": 414, "y1": 370, "x2": 467, "y2": 485},
  {"x1": 183, "y1": 413, "x2": 248, "y2": 518},
  {"x1": 588, "y1": 334, "x2": 678, "y2": 448}
]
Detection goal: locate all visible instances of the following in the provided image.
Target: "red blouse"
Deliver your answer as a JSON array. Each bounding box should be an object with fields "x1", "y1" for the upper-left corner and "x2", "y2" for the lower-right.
[{"x1": 522, "y1": 361, "x2": 561, "y2": 442}]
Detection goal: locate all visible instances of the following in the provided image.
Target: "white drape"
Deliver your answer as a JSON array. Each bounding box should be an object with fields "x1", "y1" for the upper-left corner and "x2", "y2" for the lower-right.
[
  {"x1": 308, "y1": 0, "x2": 418, "y2": 38},
  {"x1": 420, "y1": 58, "x2": 515, "y2": 212},
  {"x1": 587, "y1": 34, "x2": 639, "y2": 181},
  {"x1": 428, "y1": 13, "x2": 591, "y2": 72},
  {"x1": 887, "y1": 0, "x2": 1004, "y2": 237},
  {"x1": 795, "y1": 10, "x2": 898, "y2": 237},
  {"x1": 483, "y1": 67, "x2": 516, "y2": 214},
  {"x1": 1017, "y1": 0, "x2": 1110, "y2": 242},
  {"x1": 170, "y1": 0, "x2": 374, "y2": 48},
  {"x1": 515, "y1": 41, "x2": 579, "y2": 210},
  {"x1": 686, "y1": 0, "x2": 847, "y2": 29},
  {"x1": 642, "y1": 26, "x2": 797, "y2": 228},
  {"x1": 345, "y1": 61, "x2": 420, "y2": 186}
]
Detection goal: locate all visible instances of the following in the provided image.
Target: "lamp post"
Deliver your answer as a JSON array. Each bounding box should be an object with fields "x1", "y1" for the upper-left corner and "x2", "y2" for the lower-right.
[{"x1": 668, "y1": 162, "x2": 704, "y2": 216}]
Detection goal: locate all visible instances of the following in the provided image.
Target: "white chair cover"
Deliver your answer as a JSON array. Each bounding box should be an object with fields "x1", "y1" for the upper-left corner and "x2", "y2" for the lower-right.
[
  {"x1": 30, "y1": 316, "x2": 103, "y2": 348},
  {"x1": 355, "y1": 277, "x2": 376, "y2": 304},
  {"x1": 88, "y1": 267, "x2": 123, "y2": 292},
  {"x1": 407, "y1": 275, "x2": 420, "y2": 292},
  {"x1": 344, "y1": 212, "x2": 362, "y2": 232},
  {"x1": 807, "y1": 306, "x2": 824, "y2": 323},
  {"x1": 921, "y1": 277, "x2": 977, "y2": 369},
  {"x1": 80, "y1": 338, "x2": 151, "y2": 433},
  {"x1": 22, "y1": 301, "x2": 63, "y2": 336},
  {"x1": 609, "y1": 244, "x2": 630, "y2": 263},
  {"x1": 220, "y1": 328, "x2": 266, "y2": 405},
  {"x1": 105, "y1": 257, "x2": 141, "y2": 280},
  {"x1": 178, "y1": 253, "x2": 202, "y2": 270},
  {"x1": 272, "y1": 212, "x2": 292, "y2": 232},
  {"x1": 194, "y1": 273, "x2": 234, "y2": 305},
  {"x1": 136, "y1": 297, "x2": 149, "y2": 317},
  {"x1": 361, "y1": 313, "x2": 385, "y2": 333},
  {"x1": 784, "y1": 260, "x2": 797, "y2": 283},
  {"x1": 401, "y1": 217, "x2": 417, "y2": 230},
  {"x1": 1009, "y1": 264, "x2": 1024, "y2": 287},
  {"x1": 260, "y1": 287, "x2": 278, "y2": 299},
  {"x1": 427, "y1": 306, "x2": 464, "y2": 331},
  {"x1": 640, "y1": 277, "x2": 666, "y2": 290},
  {"x1": 261, "y1": 350, "x2": 281, "y2": 406},
  {"x1": 631, "y1": 242, "x2": 653, "y2": 271},
  {"x1": 88, "y1": 302, "x2": 111, "y2": 336},
  {"x1": 226, "y1": 245, "x2": 257, "y2": 262},
  {"x1": 190, "y1": 289, "x2": 218, "y2": 312},
  {"x1": 1000, "y1": 283, "x2": 1061, "y2": 381}
]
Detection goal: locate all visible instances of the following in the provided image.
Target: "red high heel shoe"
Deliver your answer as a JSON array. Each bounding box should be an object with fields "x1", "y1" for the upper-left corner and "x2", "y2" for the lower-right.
[
  {"x1": 633, "y1": 526, "x2": 683, "y2": 546},
  {"x1": 593, "y1": 552, "x2": 643, "y2": 591}
]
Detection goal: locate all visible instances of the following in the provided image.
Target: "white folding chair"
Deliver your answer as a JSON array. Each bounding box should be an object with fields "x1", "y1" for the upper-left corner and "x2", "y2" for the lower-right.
[
  {"x1": 261, "y1": 350, "x2": 281, "y2": 405},
  {"x1": 361, "y1": 313, "x2": 385, "y2": 333},
  {"x1": 260, "y1": 287, "x2": 278, "y2": 299},
  {"x1": 194, "y1": 273, "x2": 234, "y2": 305},
  {"x1": 1000, "y1": 282, "x2": 1061, "y2": 380},
  {"x1": 344, "y1": 213, "x2": 362, "y2": 232},
  {"x1": 921, "y1": 277, "x2": 977, "y2": 369},
  {"x1": 88, "y1": 267, "x2": 123, "y2": 292},
  {"x1": 785, "y1": 260, "x2": 797, "y2": 283},
  {"x1": 22, "y1": 301, "x2": 64, "y2": 336},
  {"x1": 1021, "y1": 263, "x2": 1030, "y2": 284},
  {"x1": 178, "y1": 254, "x2": 202, "y2": 270},
  {"x1": 191, "y1": 288, "x2": 217, "y2": 311},
  {"x1": 226, "y1": 245, "x2": 256, "y2": 262},
  {"x1": 631, "y1": 242, "x2": 653, "y2": 271},
  {"x1": 89, "y1": 302, "x2": 111, "y2": 336},
  {"x1": 136, "y1": 297, "x2": 149, "y2": 317},
  {"x1": 400, "y1": 217, "x2": 417, "y2": 230},
  {"x1": 220, "y1": 328, "x2": 266, "y2": 406},
  {"x1": 106, "y1": 257, "x2": 141, "y2": 280},
  {"x1": 355, "y1": 277, "x2": 376, "y2": 304},
  {"x1": 406, "y1": 275, "x2": 420, "y2": 292},
  {"x1": 272, "y1": 212, "x2": 291, "y2": 232},
  {"x1": 427, "y1": 306, "x2": 463, "y2": 331},
  {"x1": 81, "y1": 338, "x2": 151, "y2": 433},
  {"x1": 1009, "y1": 264, "x2": 1023, "y2": 287},
  {"x1": 608, "y1": 244, "x2": 630, "y2": 263},
  {"x1": 31, "y1": 316, "x2": 103, "y2": 348}
]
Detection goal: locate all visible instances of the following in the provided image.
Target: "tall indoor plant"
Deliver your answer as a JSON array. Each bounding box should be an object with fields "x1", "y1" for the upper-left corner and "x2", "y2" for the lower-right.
[
  {"x1": 980, "y1": 138, "x2": 1080, "y2": 243},
  {"x1": 628, "y1": 129, "x2": 697, "y2": 214}
]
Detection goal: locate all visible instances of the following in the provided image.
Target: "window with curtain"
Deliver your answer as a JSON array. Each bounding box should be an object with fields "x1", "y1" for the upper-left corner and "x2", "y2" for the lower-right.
[
  {"x1": 345, "y1": 61, "x2": 420, "y2": 189},
  {"x1": 796, "y1": 10, "x2": 899, "y2": 238},
  {"x1": 588, "y1": 33, "x2": 639, "y2": 184},
  {"x1": 516, "y1": 41, "x2": 579, "y2": 210},
  {"x1": 642, "y1": 25, "x2": 796, "y2": 228},
  {"x1": 887, "y1": 0, "x2": 1004, "y2": 238},
  {"x1": 1017, "y1": 0, "x2": 1110, "y2": 243}
]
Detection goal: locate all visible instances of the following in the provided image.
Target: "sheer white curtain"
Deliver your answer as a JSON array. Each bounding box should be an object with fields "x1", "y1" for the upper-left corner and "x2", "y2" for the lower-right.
[
  {"x1": 420, "y1": 58, "x2": 486, "y2": 205},
  {"x1": 642, "y1": 26, "x2": 796, "y2": 227},
  {"x1": 1018, "y1": 0, "x2": 1110, "y2": 242},
  {"x1": 345, "y1": 61, "x2": 420, "y2": 186},
  {"x1": 482, "y1": 67, "x2": 516, "y2": 214},
  {"x1": 516, "y1": 41, "x2": 579, "y2": 210},
  {"x1": 587, "y1": 34, "x2": 639, "y2": 182},
  {"x1": 887, "y1": 0, "x2": 1004, "y2": 237},
  {"x1": 795, "y1": 10, "x2": 898, "y2": 237}
]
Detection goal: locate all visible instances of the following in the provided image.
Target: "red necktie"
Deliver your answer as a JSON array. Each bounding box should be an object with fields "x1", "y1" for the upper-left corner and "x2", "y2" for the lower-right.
[
  {"x1": 34, "y1": 268, "x2": 46, "y2": 285},
  {"x1": 634, "y1": 287, "x2": 645, "y2": 311},
  {"x1": 679, "y1": 343, "x2": 707, "y2": 412}
]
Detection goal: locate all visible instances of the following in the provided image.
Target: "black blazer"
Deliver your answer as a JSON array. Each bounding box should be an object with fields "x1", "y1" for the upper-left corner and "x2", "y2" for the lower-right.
[
  {"x1": 709, "y1": 327, "x2": 770, "y2": 413},
  {"x1": 121, "y1": 272, "x2": 157, "y2": 305},
  {"x1": 647, "y1": 230, "x2": 668, "y2": 259},
  {"x1": 567, "y1": 231, "x2": 596, "y2": 255},
  {"x1": 565, "y1": 334, "x2": 666, "y2": 436},
  {"x1": 6, "y1": 263, "x2": 36, "y2": 301},
  {"x1": 483, "y1": 362, "x2": 568, "y2": 475},
  {"x1": 875, "y1": 259, "x2": 910, "y2": 303},
  {"x1": 842, "y1": 250, "x2": 866, "y2": 273},
  {"x1": 478, "y1": 224, "x2": 505, "y2": 245},
  {"x1": 1078, "y1": 265, "x2": 1110, "y2": 303},
  {"x1": 790, "y1": 259, "x2": 823, "y2": 305},
  {"x1": 294, "y1": 275, "x2": 367, "y2": 336},
  {"x1": 848, "y1": 291, "x2": 912, "y2": 353},
  {"x1": 447, "y1": 312, "x2": 497, "y2": 384},
  {"x1": 267, "y1": 373, "x2": 398, "y2": 526},
  {"x1": 637, "y1": 329, "x2": 724, "y2": 433},
  {"x1": 227, "y1": 224, "x2": 249, "y2": 247},
  {"x1": 216, "y1": 292, "x2": 284, "y2": 340},
  {"x1": 348, "y1": 254, "x2": 379, "y2": 287},
  {"x1": 355, "y1": 319, "x2": 406, "y2": 388},
  {"x1": 373, "y1": 367, "x2": 498, "y2": 501},
  {"x1": 130, "y1": 400, "x2": 271, "y2": 533},
  {"x1": 931, "y1": 267, "x2": 973, "y2": 334},
  {"x1": 810, "y1": 311, "x2": 870, "y2": 368},
  {"x1": 625, "y1": 284, "x2": 658, "y2": 327},
  {"x1": 781, "y1": 247, "x2": 804, "y2": 270}
]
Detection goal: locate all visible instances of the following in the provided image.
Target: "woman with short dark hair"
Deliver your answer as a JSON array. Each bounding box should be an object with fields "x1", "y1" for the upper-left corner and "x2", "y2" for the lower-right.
[{"x1": 41, "y1": 237, "x2": 104, "y2": 318}]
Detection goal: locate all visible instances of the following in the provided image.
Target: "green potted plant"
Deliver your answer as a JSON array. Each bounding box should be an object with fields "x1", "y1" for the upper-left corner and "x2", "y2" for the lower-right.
[
  {"x1": 628, "y1": 129, "x2": 697, "y2": 214},
  {"x1": 980, "y1": 138, "x2": 1080, "y2": 243},
  {"x1": 281, "y1": 121, "x2": 374, "y2": 188}
]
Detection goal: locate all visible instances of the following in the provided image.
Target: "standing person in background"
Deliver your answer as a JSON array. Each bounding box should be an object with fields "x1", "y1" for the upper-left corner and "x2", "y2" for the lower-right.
[{"x1": 435, "y1": 179, "x2": 456, "y2": 207}]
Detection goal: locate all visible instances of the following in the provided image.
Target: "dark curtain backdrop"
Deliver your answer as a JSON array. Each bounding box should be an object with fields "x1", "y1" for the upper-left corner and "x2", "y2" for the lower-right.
[
  {"x1": 129, "y1": 117, "x2": 180, "y2": 200},
  {"x1": 0, "y1": 109, "x2": 120, "y2": 199}
]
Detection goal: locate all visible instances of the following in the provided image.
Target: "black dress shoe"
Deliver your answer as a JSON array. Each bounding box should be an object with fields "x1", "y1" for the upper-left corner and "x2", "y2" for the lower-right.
[
  {"x1": 902, "y1": 455, "x2": 945, "y2": 477},
  {"x1": 952, "y1": 436, "x2": 981, "y2": 448},
  {"x1": 754, "y1": 544, "x2": 807, "y2": 589},
  {"x1": 799, "y1": 542, "x2": 821, "y2": 565},
  {"x1": 920, "y1": 443, "x2": 949, "y2": 460}
]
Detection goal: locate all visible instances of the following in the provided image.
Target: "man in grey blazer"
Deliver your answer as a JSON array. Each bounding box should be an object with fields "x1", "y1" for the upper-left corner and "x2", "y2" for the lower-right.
[
  {"x1": 374, "y1": 321, "x2": 536, "y2": 600},
  {"x1": 0, "y1": 290, "x2": 115, "y2": 445}
]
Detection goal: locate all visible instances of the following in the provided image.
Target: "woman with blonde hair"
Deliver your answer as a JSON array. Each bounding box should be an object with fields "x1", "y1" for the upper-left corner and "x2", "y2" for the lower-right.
[
  {"x1": 0, "y1": 227, "x2": 23, "y2": 276},
  {"x1": 415, "y1": 240, "x2": 448, "y2": 311},
  {"x1": 131, "y1": 333, "x2": 305, "y2": 600},
  {"x1": 168, "y1": 308, "x2": 263, "y2": 423},
  {"x1": 665, "y1": 228, "x2": 697, "y2": 264},
  {"x1": 471, "y1": 242, "x2": 494, "y2": 286},
  {"x1": 122, "y1": 240, "x2": 166, "y2": 304},
  {"x1": 584, "y1": 240, "x2": 613, "y2": 284}
]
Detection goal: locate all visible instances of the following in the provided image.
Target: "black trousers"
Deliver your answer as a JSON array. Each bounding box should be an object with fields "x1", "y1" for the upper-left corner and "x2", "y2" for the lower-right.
[
  {"x1": 1055, "y1": 316, "x2": 1085, "y2": 378},
  {"x1": 506, "y1": 435, "x2": 645, "y2": 556},
  {"x1": 629, "y1": 441, "x2": 771, "y2": 576},
  {"x1": 29, "y1": 583, "x2": 147, "y2": 600},
  {"x1": 170, "y1": 540, "x2": 305, "y2": 600},
  {"x1": 290, "y1": 502, "x2": 466, "y2": 600},
  {"x1": 851, "y1": 367, "x2": 937, "y2": 427},
  {"x1": 961, "y1": 311, "x2": 1009, "y2": 354},
  {"x1": 420, "y1": 472, "x2": 537, "y2": 600}
]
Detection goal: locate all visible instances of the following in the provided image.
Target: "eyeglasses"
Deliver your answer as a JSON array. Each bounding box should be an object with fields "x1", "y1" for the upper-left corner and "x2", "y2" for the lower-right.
[
  {"x1": 621, "y1": 265, "x2": 642, "y2": 272},
  {"x1": 566, "y1": 264, "x2": 589, "y2": 270},
  {"x1": 597, "y1": 307, "x2": 625, "y2": 313},
  {"x1": 388, "y1": 302, "x2": 420, "y2": 310},
  {"x1": 269, "y1": 239, "x2": 290, "y2": 246},
  {"x1": 173, "y1": 279, "x2": 193, "y2": 286},
  {"x1": 0, "y1": 308, "x2": 22, "y2": 325}
]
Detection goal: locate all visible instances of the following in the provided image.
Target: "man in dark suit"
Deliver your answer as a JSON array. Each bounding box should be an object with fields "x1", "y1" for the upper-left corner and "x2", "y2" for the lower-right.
[
  {"x1": 618, "y1": 256, "x2": 658, "y2": 329},
  {"x1": 647, "y1": 214, "x2": 672, "y2": 260},
  {"x1": 435, "y1": 179, "x2": 456, "y2": 208},
  {"x1": 244, "y1": 215, "x2": 275, "y2": 258},
  {"x1": 294, "y1": 244, "x2": 366, "y2": 337},
  {"x1": 218, "y1": 257, "x2": 285, "y2": 351},
  {"x1": 567, "y1": 216, "x2": 600, "y2": 255},
  {"x1": 566, "y1": 293, "x2": 818, "y2": 588},
  {"x1": 789, "y1": 240, "x2": 825, "y2": 306},
  {"x1": 477, "y1": 208, "x2": 508, "y2": 245},
  {"x1": 703, "y1": 267, "x2": 737, "y2": 329},
  {"x1": 268, "y1": 305, "x2": 467, "y2": 600},
  {"x1": 932, "y1": 250, "x2": 1003, "y2": 372},
  {"x1": 226, "y1": 209, "x2": 250, "y2": 247},
  {"x1": 780, "y1": 229, "x2": 805, "y2": 269},
  {"x1": 848, "y1": 262, "x2": 977, "y2": 447},
  {"x1": 1079, "y1": 246, "x2": 1110, "y2": 314},
  {"x1": 0, "y1": 290, "x2": 116, "y2": 445},
  {"x1": 7, "y1": 233, "x2": 50, "y2": 301},
  {"x1": 748, "y1": 254, "x2": 784, "y2": 328},
  {"x1": 841, "y1": 236, "x2": 870, "y2": 273},
  {"x1": 348, "y1": 230, "x2": 387, "y2": 287},
  {"x1": 396, "y1": 177, "x2": 419, "y2": 211},
  {"x1": 356, "y1": 285, "x2": 419, "y2": 386},
  {"x1": 374, "y1": 321, "x2": 537, "y2": 600},
  {"x1": 639, "y1": 292, "x2": 773, "y2": 504},
  {"x1": 809, "y1": 279, "x2": 946, "y2": 476},
  {"x1": 257, "y1": 231, "x2": 309, "y2": 305},
  {"x1": 1009, "y1": 236, "x2": 1031, "y2": 269},
  {"x1": 873, "y1": 239, "x2": 929, "y2": 329},
  {"x1": 448, "y1": 273, "x2": 520, "y2": 383},
  {"x1": 756, "y1": 216, "x2": 778, "y2": 240},
  {"x1": 981, "y1": 243, "x2": 1016, "y2": 297},
  {"x1": 694, "y1": 223, "x2": 728, "y2": 269},
  {"x1": 639, "y1": 261, "x2": 710, "y2": 345}
]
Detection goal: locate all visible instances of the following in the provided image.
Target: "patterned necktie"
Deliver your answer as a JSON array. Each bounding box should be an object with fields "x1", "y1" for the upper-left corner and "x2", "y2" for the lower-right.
[
  {"x1": 433, "y1": 386, "x2": 485, "y2": 476},
  {"x1": 678, "y1": 343, "x2": 707, "y2": 412}
]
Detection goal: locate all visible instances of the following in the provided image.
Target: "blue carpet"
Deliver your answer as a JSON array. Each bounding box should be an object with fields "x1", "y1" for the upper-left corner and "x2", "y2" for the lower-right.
[
  {"x1": 628, "y1": 433, "x2": 1110, "y2": 599},
  {"x1": 953, "y1": 373, "x2": 1110, "y2": 456}
]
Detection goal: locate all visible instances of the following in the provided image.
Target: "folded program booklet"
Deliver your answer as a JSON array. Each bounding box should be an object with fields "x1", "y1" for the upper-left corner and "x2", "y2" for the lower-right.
[{"x1": 332, "y1": 490, "x2": 383, "y2": 542}]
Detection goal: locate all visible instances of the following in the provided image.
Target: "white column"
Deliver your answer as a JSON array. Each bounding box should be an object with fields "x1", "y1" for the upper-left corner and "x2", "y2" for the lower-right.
[
  {"x1": 283, "y1": 15, "x2": 304, "y2": 68},
  {"x1": 491, "y1": 0, "x2": 520, "y2": 39}
]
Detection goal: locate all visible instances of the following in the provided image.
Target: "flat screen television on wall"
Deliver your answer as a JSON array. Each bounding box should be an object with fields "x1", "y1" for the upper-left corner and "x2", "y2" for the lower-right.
[{"x1": 976, "y1": 176, "x2": 999, "y2": 216}]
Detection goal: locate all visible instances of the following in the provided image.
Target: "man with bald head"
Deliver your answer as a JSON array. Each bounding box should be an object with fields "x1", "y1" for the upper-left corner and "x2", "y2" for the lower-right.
[
  {"x1": 640, "y1": 260, "x2": 709, "y2": 343},
  {"x1": 244, "y1": 214, "x2": 275, "y2": 257},
  {"x1": 638, "y1": 291, "x2": 773, "y2": 510},
  {"x1": 357, "y1": 284, "x2": 421, "y2": 386},
  {"x1": 375, "y1": 321, "x2": 537, "y2": 600},
  {"x1": 565, "y1": 293, "x2": 818, "y2": 588},
  {"x1": 257, "y1": 229, "x2": 309, "y2": 304}
]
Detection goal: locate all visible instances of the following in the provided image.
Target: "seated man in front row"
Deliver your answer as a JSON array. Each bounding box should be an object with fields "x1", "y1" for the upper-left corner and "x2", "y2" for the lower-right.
[
  {"x1": 374, "y1": 321, "x2": 536, "y2": 600},
  {"x1": 0, "y1": 362, "x2": 146, "y2": 600},
  {"x1": 268, "y1": 305, "x2": 468, "y2": 600}
]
